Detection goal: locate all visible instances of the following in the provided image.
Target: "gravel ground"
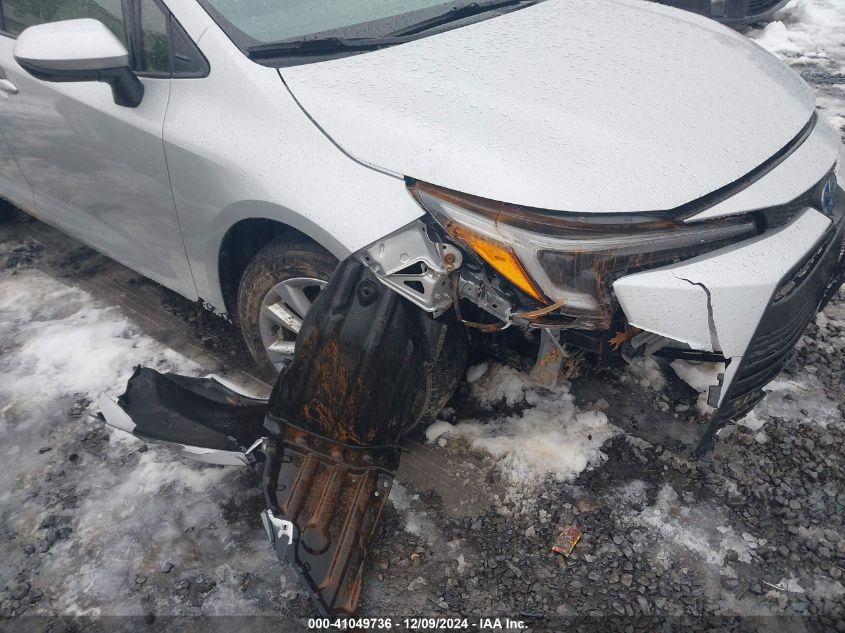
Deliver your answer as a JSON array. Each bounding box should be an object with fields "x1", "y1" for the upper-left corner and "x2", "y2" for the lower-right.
[{"x1": 1, "y1": 1, "x2": 845, "y2": 631}]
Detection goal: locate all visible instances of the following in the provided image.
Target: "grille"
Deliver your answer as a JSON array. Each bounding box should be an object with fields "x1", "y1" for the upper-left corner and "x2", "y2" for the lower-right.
[
  {"x1": 759, "y1": 190, "x2": 813, "y2": 229},
  {"x1": 717, "y1": 220, "x2": 845, "y2": 422},
  {"x1": 730, "y1": 300, "x2": 815, "y2": 398},
  {"x1": 718, "y1": 298, "x2": 814, "y2": 420},
  {"x1": 748, "y1": 0, "x2": 783, "y2": 15}
]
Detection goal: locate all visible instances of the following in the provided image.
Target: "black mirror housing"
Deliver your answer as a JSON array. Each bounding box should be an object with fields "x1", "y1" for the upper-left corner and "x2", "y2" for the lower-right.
[{"x1": 15, "y1": 60, "x2": 144, "y2": 108}]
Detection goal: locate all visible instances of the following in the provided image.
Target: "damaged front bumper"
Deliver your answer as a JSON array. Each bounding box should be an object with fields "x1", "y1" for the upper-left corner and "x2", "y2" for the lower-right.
[
  {"x1": 359, "y1": 170, "x2": 844, "y2": 448},
  {"x1": 615, "y1": 202, "x2": 845, "y2": 450},
  {"x1": 96, "y1": 199, "x2": 844, "y2": 618}
]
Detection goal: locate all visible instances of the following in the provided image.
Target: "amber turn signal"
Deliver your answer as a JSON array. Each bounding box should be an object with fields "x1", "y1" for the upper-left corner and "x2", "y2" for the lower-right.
[{"x1": 453, "y1": 227, "x2": 548, "y2": 304}]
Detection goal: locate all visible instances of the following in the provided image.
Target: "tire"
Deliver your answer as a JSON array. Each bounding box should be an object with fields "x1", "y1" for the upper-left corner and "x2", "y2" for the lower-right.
[
  {"x1": 0, "y1": 199, "x2": 15, "y2": 222},
  {"x1": 237, "y1": 234, "x2": 338, "y2": 381},
  {"x1": 411, "y1": 309, "x2": 468, "y2": 433},
  {"x1": 237, "y1": 234, "x2": 468, "y2": 428}
]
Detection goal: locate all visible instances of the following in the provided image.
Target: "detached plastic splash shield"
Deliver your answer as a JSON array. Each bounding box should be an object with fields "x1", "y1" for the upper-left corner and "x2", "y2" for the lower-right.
[
  {"x1": 258, "y1": 258, "x2": 436, "y2": 616},
  {"x1": 101, "y1": 259, "x2": 453, "y2": 617},
  {"x1": 262, "y1": 421, "x2": 399, "y2": 616}
]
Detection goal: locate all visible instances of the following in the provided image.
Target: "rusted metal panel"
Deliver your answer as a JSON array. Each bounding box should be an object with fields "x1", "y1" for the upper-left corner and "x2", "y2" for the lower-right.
[{"x1": 262, "y1": 423, "x2": 400, "y2": 616}]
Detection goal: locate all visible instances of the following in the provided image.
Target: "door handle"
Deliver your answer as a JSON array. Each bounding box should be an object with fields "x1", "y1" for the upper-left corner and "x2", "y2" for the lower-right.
[
  {"x1": 0, "y1": 67, "x2": 17, "y2": 94},
  {"x1": 0, "y1": 78, "x2": 17, "y2": 94}
]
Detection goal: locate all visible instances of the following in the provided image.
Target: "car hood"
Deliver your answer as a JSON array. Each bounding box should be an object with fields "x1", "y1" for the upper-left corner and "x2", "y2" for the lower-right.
[{"x1": 280, "y1": 0, "x2": 815, "y2": 214}]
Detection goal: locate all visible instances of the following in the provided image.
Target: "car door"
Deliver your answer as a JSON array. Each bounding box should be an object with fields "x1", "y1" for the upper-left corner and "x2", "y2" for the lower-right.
[
  {"x1": 0, "y1": 117, "x2": 32, "y2": 210},
  {"x1": 0, "y1": 0, "x2": 197, "y2": 298}
]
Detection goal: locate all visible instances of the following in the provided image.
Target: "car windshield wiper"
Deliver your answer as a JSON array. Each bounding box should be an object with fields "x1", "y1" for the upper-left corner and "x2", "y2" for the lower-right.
[
  {"x1": 246, "y1": 36, "x2": 409, "y2": 59},
  {"x1": 387, "y1": 0, "x2": 538, "y2": 37},
  {"x1": 246, "y1": 1, "x2": 538, "y2": 59}
]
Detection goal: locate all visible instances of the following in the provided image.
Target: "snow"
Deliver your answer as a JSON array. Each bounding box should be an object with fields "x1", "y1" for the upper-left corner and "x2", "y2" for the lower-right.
[
  {"x1": 0, "y1": 270, "x2": 197, "y2": 402},
  {"x1": 433, "y1": 364, "x2": 619, "y2": 484},
  {"x1": 746, "y1": 0, "x2": 845, "y2": 131},
  {"x1": 747, "y1": 0, "x2": 845, "y2": 62},
  {"x1": 389, "y1": 483, "x2": 438, "y2": 544},
  {"x1": 0, "y1": 267, "x2": 292, "y2": 615},
  {"x1": 623, "y1": 357, "x2": 666, "y2": 391},
  {"x1": 738, "y1": 410, "x2": 767, "y2": 431},
  {"x1": 618, "y1": 482, "x2": 756, "y2": 567},
  {"x1": 465, "y1": 362, "x2": 489, "y2": 384},
  {"x1": 424, "y1": 420, "x2": 454, "y2": 444},
  {"x1": 670, "y1": 360, "x2": 724, "y2": 413},
  {"x1": 670, "y1": 360, "x2": 722, "y2": 394},
  {"x1": 468, "y1": 363, "x2": 530, "y2": 407}
]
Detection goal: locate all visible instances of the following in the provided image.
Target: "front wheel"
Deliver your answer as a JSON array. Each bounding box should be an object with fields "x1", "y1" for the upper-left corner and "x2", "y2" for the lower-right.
[
  {"x1": 237, "y1": 235, "x2": 338, "y2": 381},
  {"x1": 236, "y1": 234, "x2": 467, "y2": 428}
]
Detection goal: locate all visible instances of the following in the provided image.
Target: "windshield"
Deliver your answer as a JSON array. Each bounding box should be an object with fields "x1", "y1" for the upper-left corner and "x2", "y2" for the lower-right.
[
  {"x1": 205, "y1": 0, "x2": 461, "y2": 43},
  {"x1": 198, "y1": 0, "x2": 538, "y2": 58}
]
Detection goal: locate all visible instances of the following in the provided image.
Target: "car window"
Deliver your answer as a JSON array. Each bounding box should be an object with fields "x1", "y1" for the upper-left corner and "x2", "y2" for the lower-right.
[
  {"x1": 136, "y1": 0, "x2": 170, "y2": 74},
  {"x1": 1, "y1": 0, "x2": 127, "y2": 41}
]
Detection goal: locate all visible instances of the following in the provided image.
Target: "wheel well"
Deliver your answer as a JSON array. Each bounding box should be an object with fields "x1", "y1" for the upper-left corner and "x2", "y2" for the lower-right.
[{"x1": 218, "y1": 219, "x2": 313, "y2": 318}]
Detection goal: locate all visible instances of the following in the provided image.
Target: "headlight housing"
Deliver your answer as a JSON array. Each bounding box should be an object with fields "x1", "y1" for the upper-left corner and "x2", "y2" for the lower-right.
[{"x1": 409, "y1": 181, "x2": 759, "y2": 329}]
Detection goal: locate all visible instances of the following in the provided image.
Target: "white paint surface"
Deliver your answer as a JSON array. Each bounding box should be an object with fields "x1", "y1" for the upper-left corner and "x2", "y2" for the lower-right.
[
  {"x1": 283, "y1": 0, "x2": 814, "y2": 213},
  {"x1": 615, "y1": 209, "x2": 832, "y2": 359}
]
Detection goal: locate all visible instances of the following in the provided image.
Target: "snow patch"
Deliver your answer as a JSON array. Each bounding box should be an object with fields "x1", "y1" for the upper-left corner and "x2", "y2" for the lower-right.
[
  {"x1": 469, "y1": 363, "x2": 529, "y2": 406},
  {"x1": 620, "y1": 483, "x2": 755, "y2": 567},
  {"x1": 425, "y1": 420, "x2": 454, "y2": 444},
  {"x1": 0, "y1": 267, "x2": 291, "y2": 615},
  {"x1": 748, "y1": 0, "x2": 845, "y2": 61},
  {"x1": 746, "y1": 0, "x2": 845, "y2": 131},
  {"x1": 738, "y1": 410, "x2": 766, "y2": 431},
  {"x1": 623, "y1": 357, "x2": 666, "y2": 391},
  {"x1": 440, "y1": 364, "x2": 619, "y2": 484},
  {"x1": 670, "y1": 360, "x2": 723, "y2": 414},
  {"x1": 465, "y1": 362, "x2": 489, "y2": 384},
  {"x1": 0, "y1": 271, "x2": 197, "y2": 402},
  {"x1": 389, "y1": 483, "x2": 437, "y2": 544}
]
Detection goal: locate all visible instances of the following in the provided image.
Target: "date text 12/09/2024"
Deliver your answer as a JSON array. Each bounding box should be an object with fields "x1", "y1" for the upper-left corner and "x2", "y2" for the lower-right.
[{"x1": 307, "y1": 617, "x2": 528, "y2": 629}]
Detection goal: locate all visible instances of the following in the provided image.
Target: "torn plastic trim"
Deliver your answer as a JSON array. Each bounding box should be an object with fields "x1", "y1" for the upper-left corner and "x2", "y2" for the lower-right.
[
  {"x1": 97, "y1": 367, "x2": 269, "y2": 467},
  {"x1": 99, "y1": 391, "x2": 260, "y2": 466}
]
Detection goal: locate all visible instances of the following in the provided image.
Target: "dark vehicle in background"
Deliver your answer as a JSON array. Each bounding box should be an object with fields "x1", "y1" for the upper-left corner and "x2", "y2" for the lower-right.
[{"x1": 655, "y1": 0, "x2": 789, "y2": 24}]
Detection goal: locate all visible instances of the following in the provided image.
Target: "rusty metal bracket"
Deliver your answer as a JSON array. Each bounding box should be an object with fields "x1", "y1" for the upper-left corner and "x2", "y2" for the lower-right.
[{"x1": 529, "y1": 329, "x2": 566, "y2": 386}]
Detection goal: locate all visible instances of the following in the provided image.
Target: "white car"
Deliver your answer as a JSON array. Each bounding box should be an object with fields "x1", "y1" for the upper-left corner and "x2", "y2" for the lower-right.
[{"x1": 0, "y1": 0, "x2": 842, "y2": 448}]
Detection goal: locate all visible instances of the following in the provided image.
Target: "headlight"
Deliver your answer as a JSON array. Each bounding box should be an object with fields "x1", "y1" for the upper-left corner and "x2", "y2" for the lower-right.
[{"x1": 409, "y1": 181, "x2": 758, "y2": 329}]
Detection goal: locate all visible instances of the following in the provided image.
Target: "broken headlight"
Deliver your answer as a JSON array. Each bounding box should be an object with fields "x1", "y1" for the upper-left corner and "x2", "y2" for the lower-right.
[{"x1": 409, "y1": 181, "x2": 758, "y2": 329}]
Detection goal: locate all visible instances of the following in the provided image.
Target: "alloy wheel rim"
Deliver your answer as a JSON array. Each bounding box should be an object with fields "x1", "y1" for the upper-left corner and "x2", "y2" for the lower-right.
[{"x1": 258, "y1": 276, "x2": 328, "y2": 372}]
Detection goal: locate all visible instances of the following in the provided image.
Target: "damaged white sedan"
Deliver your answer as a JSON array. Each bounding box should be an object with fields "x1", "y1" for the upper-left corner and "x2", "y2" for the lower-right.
[
  {"x1": 0, "y1": 0, "x2": 842, "y2": 445},
  {"x1": 2, "y1": 0, "x2": 844, "y2": 439},
  {"x1": 4, "y1": 0, "x2": 843, "y2": 617}
]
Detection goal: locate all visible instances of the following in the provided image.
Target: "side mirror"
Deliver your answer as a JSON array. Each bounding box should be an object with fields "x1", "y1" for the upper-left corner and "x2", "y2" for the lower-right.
[{"x1": 13, "y1": 18, "x2": 143, "y2": 107}]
